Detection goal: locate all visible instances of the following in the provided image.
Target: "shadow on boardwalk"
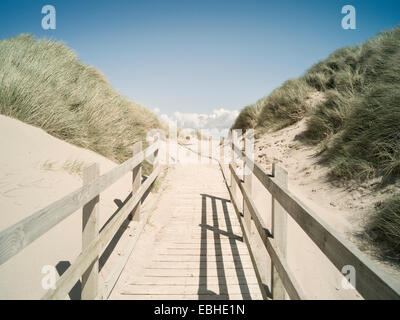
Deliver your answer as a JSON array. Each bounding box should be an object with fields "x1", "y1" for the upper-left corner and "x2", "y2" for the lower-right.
[{"x1": 198, "y1": 194, "x2": 251, "y2": 300}]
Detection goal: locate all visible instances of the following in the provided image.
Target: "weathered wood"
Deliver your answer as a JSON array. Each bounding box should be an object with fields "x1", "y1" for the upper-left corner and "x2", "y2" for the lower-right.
[
  {"x1": 144, "y1": 141, "x2": 160, "y2": 160},
  {"x1": 243, "y1": 131, "x2": 252, "y2": 232},
  {"x1": 153, "y1": 137, "x2": 159, "y2": 169},
  {"x1": 270, "y1": 163, "x2": 288, "y2": 300},
  {"x1": 81, "y1": 164, "x2": 100, "y2": 300},
  {"x1": 131, "y1": 142, "x2": 142, "y2": 222},
  {"x1": 237, "y1": 149, "x2": 400, "y2": 300},
  {"x1": 42, "y1": 165, "x2": 161, "y2": 300},
  {"x1": 231, "y1": 130, "x2": 239, "y2": 191},
  {"x1": 0, "y1": 143, "x2": 161, "y2": 266},
  {"x1": 220, "y1": 137, "x2": 225, "y2": 165},
  {"x1": 229, "y1": 164, "x2": 305, "y2": 300},
  {"x1": 197, "y1": 130, "x2": 202, "y2": 163},
  {"x1": 110, "y1": 163, "x2": 263, "y2": 300},
  {"x1": 209, "y1": 136, "x2": 212, "y2": 164},
  {"x1": 102, "y1": 195, "x2": 151, "y2": 299},
  {"x1": 217, "y1": 161, "x2": 268, "y2": 299}
]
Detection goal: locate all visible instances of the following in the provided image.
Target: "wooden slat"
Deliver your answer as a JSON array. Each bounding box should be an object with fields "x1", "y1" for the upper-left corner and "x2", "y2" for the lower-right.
[
  {"x1": 81, "y1": 164, "x2": 100, "y2": 300},
  {"x1": 144, "y1": 141, "x2": 161, "y2": 160},
  {"x1": 270, "y1": 163, "x2": 288, "y2": 300},
  {"x1": 102, "y1": 198, "x2": 150, "y2": 299},
  {"x1": 229, "y1": 164, "x2": 305, "y2": 300},
  {"x1": 0, "y1": 142, "x2": 160, "y2": 266},
  {"x1": 41, "y1": 166, "x2": 160, "y2": 300},
  {"x1": 102, "y1": 148, "x2": 161, "y2": 299},
  {"x1": 236, "y1": 147, "x2": 400, "y2": 300},
  {"x1": 218, "y1": 163, "x2": 269, "y2": 300},
  {"x1": 243, "y1": 134, "x2": 252, "y2": 232},
  {"x1": 131, "y1": 142, "x2": 142, "y2": 221}
]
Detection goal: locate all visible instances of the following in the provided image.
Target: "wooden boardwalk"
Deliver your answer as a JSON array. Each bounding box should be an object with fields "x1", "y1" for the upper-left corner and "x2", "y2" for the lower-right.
[
  {"x1": 3, "y1": 136, "x2": 399, "y2": 300},
  {"x1": 109, "y1": 164, "x2": 263, "y2": 300}
]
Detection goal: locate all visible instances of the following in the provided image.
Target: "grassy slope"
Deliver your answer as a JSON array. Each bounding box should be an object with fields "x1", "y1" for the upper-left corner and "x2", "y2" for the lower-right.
[
  {"x1": 233, "y1": 26, "x2": 400, "y2": 260},
  {"x1": 0, "y1": 34, "x2": 160, "y2": 164}
]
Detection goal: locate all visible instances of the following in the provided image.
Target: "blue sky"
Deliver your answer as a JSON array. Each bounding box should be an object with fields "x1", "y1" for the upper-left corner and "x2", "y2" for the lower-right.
[{"x1": 1, "y1": 0, "x2": 399, "y2": 122}]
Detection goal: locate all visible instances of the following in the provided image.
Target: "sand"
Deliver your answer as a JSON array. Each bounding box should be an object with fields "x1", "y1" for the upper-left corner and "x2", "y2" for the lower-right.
[
  {"x1": 0, "y1": 115, "x2": 134, "y2": 299},
  {"x1": 1, "y1": 114, "x2": 398, "y2": 300},
  {"x1": 253, "y1": 117, "x2": 400, "y2": 288}
]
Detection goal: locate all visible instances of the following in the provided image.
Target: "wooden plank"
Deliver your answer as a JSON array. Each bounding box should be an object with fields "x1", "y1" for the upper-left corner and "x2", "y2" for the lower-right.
[
  {"x1": 270, "y1": 163, "x2": 288, "y2": 300},
  {"x1": 243, "y1": 131, "x2": 252, "y2": 232},
  {"x1": 42, "y1": 166, "x2": 160, "y2": 300},
  {"x1": 229, "y1": 164, "x2": 305, "y2": 300},
  {"x1": 218, "y1": 162, "x2": 269, "y2": 300},
  {"x1": 144, "y1": 141, "x2": 161, "y2": 160},
  {"x1": 142, "y1": 268, "x2": 257, "y2": 278},
  {"x1": 220, "y1": 137, "x2": 225, "y2": 165},
  {"x1": 197, "y1": 130, "x2": 202, "y2": 163},
  {"x1": 146, "y1": 260, "x2": 255, "y2": 269},
  {"x1": 230, "y1": 130, "x2": 239, "y2": 199},
  {"x1": 152, "y1": 137, "x2": 160, "y2": 169},
  {"x1": 131, "y1": 142, "x2": 142, "y2": 221},
  {"x1": 238, "y1": 151, "x2": 400, "y2": 300},
  {"x1": 101, "y1": 142, "x2": 158, "y2": 299},
  {"x1": 117, "y1": 293, "x2": 262, "y2": 300},
  {"x1": 102, "y1": 198, "x2": 150, "y2": 299},
  {"x1": 128, "y1": 275, "x2": 258, "y2": 286},
  {"x1": 81, "y1": 164, "x2": 100, "y2": 300},
  {"x1": 152, "y1": 255, "x2": 250, "y2": 263},
  {"x1": 0, "y1": 141, "x2": 160, "y2": 266},
  {"x1": 121, "y1": 283, "x2": 261, "y2": 295}
]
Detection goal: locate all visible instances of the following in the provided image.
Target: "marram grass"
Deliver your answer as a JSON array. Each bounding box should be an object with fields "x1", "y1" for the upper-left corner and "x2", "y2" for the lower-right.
[{"x1": 0, "y1": 34, "x2": 160, "y2": 164}]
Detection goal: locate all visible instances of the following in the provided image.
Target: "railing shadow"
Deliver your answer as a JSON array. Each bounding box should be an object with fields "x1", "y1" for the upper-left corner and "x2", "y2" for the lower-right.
[
  {"x1": 198, "y1": 194, "x2": 251, "y2": 299},
  {"x1": 55, "y1": 174, "x2": 152, "y2": 299},
  {"x1": 55, "y1": 261, "x2": 81, "y2": 300},
  {"x1": 99, "y1": 175, "x2": 150, "y2": 272}
]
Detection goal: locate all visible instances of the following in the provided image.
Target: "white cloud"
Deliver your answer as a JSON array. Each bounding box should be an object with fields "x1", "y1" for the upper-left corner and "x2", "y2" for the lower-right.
[{"x1": 159, "y1": 108, "x2": 239, "y2": 132}]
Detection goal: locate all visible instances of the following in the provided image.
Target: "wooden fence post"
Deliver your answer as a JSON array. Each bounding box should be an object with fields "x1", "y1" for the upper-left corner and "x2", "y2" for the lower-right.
[
  {"x1": 271, "y1": 163, "x2": 288, "y2": 300},
  {"x1": 198, "y1": 130, "x2": 202, "y2": 164},
  {"x1": 230, "y1": 130, "x2": 238, "y2": 189},
  {"x1": 82, "y1": 163, "x2": 100, "y2": 300},
  {"x1": 153, "y1": 137, "x2": 159, "y2": 170},
  {"x1": 131, "y1": 141, "x2": 142, "y2": 221},
  {"x1": 209, "y1": 136, "x2": 212, "y2": 164},
  {"x1": 243, "y1": 131, "x2": 252, "y2": 232},
  {"x1": 220, "y1": 137, "x2": 225, "y2": 166}
]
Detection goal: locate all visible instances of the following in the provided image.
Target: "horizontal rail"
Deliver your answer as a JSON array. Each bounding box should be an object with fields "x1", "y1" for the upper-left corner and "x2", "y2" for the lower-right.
[
  {"x1": 42, "y1": 165, "x2": 161, "y2": 300},
  {"x1": 0, "y1": 141, "x2": 160, "y2": 266},
  {"x1": 229, "y1": 164, "x2": 305, "y2": 300},
  {"x1": 220, "y1": 166, "x2": 269, "y2": 300},
  {"x1": 232, "y1": 137, "x2": 400, "y2": 300}
]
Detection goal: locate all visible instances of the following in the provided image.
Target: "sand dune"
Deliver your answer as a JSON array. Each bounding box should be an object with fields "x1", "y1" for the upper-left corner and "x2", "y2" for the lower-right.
[
  {"x1": 253, "y1": 118, "x2": 400, "y2": 286},
  {"x1": 0, "y1": 115, "x2": 133, "y2": 299}
]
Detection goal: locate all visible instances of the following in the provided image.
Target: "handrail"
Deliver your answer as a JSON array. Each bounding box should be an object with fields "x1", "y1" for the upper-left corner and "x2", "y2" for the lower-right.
[
  {"x1": 229, "y1": 132, "x2": 400, "y2": 300},
  {"x1": 0, "y1": 140, "x2": 160, "y2": 300},
  {"x1": 0, "y1": 141, "x2": 160, "y2": 266},
  {"x1": 229, "y1": 163, "x2": 305, "y2": 300},
  {"x1": 42, "y1": 166, "x2": 160, "y2": 300}
]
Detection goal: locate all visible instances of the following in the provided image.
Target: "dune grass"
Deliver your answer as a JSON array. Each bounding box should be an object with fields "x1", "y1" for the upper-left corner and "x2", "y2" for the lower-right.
[
  {"x1": 367, "y1": 196, "x2": 400, "y2": 261},
  {"x1": 0, "y1": 34, "x2": 160, "y2": 164},
  {"x1": 233, "y1": 25, "x2": 400, "y2": 259},
  {"x1": 305, "y1": 27, "x2": 400, "y2": 183},
  {"x1": 232, "y1": 78, "x2": 313, "y2": 131},
  {"x1": 232, "y1": 103, "x2": 262, "y2": 130}
]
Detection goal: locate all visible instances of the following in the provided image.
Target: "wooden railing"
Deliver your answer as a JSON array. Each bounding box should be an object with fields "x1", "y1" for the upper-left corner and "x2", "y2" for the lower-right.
[
  {"x1": 221, "y1": 130, "x2": 400, "y2": 300},
  {"x1": 0, "y1": 139, "x2": 161, "y2": 300}
]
